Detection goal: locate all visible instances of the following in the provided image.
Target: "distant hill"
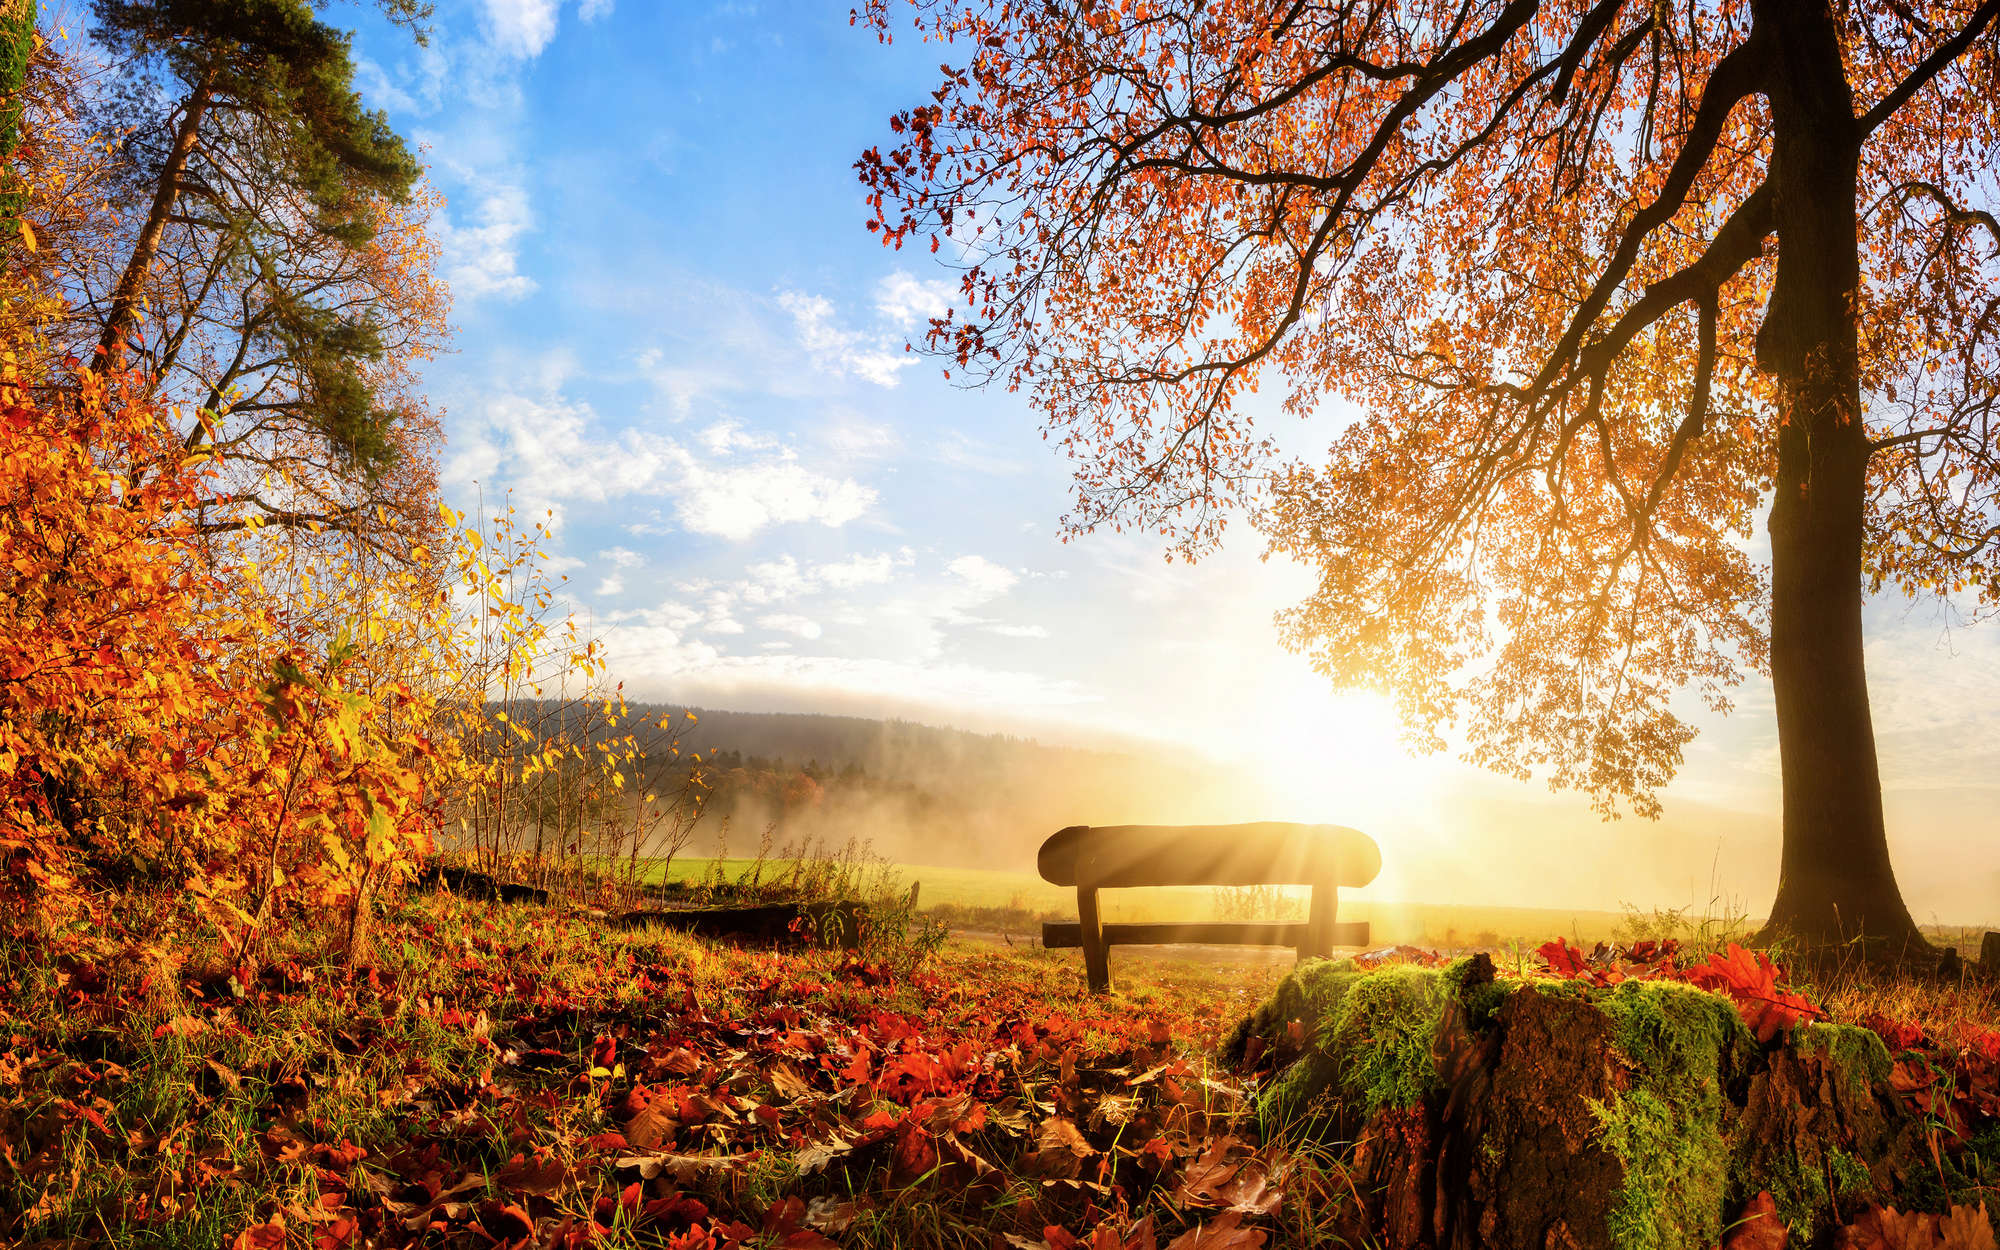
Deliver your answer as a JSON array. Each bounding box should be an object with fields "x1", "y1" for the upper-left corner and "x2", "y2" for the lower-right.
[
  {"x1": 527, "y1": 702, "x2": 1246, "y2": 872},
  {"x1": 636, "y1": 705, "x2": 1174, "y2": 785}
]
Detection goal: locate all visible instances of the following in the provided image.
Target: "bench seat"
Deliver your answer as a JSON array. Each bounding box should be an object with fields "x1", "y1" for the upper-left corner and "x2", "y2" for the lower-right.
[
  {"x1": 1042, "y1": 919, "x2": 1373, "y2": 949},
  {"x1": 1036, "y1": 822, "x2": 1381, "y2": 992},
  {"x1": 1037, "y1": 822, "x2": 1380, "y2": 888}
]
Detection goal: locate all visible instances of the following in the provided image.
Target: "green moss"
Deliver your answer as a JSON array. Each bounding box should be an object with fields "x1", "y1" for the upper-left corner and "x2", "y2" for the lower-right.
[
  {"x1": 1830, "y1": 1149, "x2": 1875, "y2": 1201},
  {"x1": 1243, "y1": 960, "x2": 1453, "y2": 1138},
  {"x1": 1459, "y1": 971, "x2": 1517, "y2": 1026},
  {"x1": 1591, "y1": 980, "x2": 1750, "y2": 1250},
  {"x1": 1759, "y1": 1152, "x2": 1833, "y2": 1234},
  {"x1": 1319, "y1": 963, "x2": 1450, "y2": 1113},
  {"x1": 1230, "y1": 958, "x2": 1917, "y2": 1248},
  {"x1": 1218, "y1": 957, "x2": 1361, "y2": 1065},
  {"x1": 1729, "y1": 1025, "x2": 1892, "y2": 1233},
  {"x1": 1255, "y1": 1047, "x2": 1341, "y2": 1140},
  {"x1": 1595, "y1": 1089, "x2": 1699, "y2": 1250},
  {"x1": 1287, "y1": 957, "x2": 1363, "y2": 1021},
  {"x1": 1795, "y1": 1023, "x2": 1892, "y2": 1099},
  {"x1": 1534, "y1": 975, "x2": 1599, "y2": 1001}
]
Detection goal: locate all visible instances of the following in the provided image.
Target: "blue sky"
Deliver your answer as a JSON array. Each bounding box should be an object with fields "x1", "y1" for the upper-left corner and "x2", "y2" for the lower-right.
[{"x1": 342, "y1": 1, "x2": 2000, "y2": 921}]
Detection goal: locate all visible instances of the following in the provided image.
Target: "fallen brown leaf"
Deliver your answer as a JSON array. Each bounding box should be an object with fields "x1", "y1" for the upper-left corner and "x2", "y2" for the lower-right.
[
  {"x1": 614, "y1": 1150, "x2": 754, "y2": 1183},
  {"x1": 1021, "y1": 1115, "x2": 1094, "y2": 1180},
  {"x1": 494, "y1": 1152, "x2": 572, "y2": 1197},
  {"x1": 766, "y1": 1060, "x2": 812, "y2": 1101},
  {"x1": 624, "y1": 1095, "x2": 679, "y2": 1150},
  {"x1": 1723, "y1": 1191, "x2": 1787, "y2": 1250},
  {"x1": 1163, "y1": 1209, "x2": 1266, "y2": 1250}
]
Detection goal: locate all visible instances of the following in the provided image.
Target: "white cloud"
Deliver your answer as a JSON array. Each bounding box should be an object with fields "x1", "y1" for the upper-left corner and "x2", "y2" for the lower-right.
[
  {"x1": 778, "y1": 290, "x2": 917, "y2": 387},
  {"x1": 818, "y1": 551, "x2": 906, "y2": 589},
  {"x1": 669, "y1": 453, "x2": 876, "y2": 540},
  {"x1": 742, "y1": 555, "x2": 812, "y2": 604},
  {"x1": 934, "y1": 431, "x2": 1026, "y2": 476},
  {"x1": 481, "y1": 0, "x2": 561, "y2": 57},
  {"x1": 599, "y1": 546, "x2": 645, "y2": 569},
  {"x1": 624, "y1": 282, "x2": 816, "y2": 416},
  {"x1": 623, "y1": 516, "x2": 673, "y2": 538},
  {"x1": 449, "y1": 389, "x2": 876, "y2": 542},
  {"x1": 434, "y1": 172, "x2": 537, "y2": 301},
  {"x1": 758, "y1": 613, "x2": 824, "y2": 640},
  {"x1": 446, "y1": 392, "x2": 664, "y2": 503},
  {"x1": 608, "y1": 650, "x2": 1099, "y2": 717},
  {"x1": 838, "y1": 553, "x2": 1025, "y2": 661},
  {"x1": 579, "y1": 0, "x2": 614, "y2": 19},
  {"x1": 875, "y1": 270, "x2": 957, "y2": 328},
  {"x1": 596, "y1": 573, "x2": 625, "y2": 596},
  {"x1": 820, "y1": 416, "x2": 899, "y2": 461},
  {"x1": 610, "y1": 593, "x2": 742, "y2": 637},
  {"x1": 698, "y1": 419, "x2": 778, "y2": 456},
  {"x1": 1862, "y1": 607, "x2": 2000, "y2": 791},
  {"x1": 357, "y1": 55, "x2": 439, "y2": 116},
  {"x1": 985, "y1": 623, "x2": 1050, "y2": 639},
  {"x1": 947, "y1": 554, "x2": 1019, "y2": 598},
  {"x1": 738, "y1": 550, "x2": 913, "y2": 604},
  {"x1": 614, "y1": 550, "x2": 1030, "y2": 673}
]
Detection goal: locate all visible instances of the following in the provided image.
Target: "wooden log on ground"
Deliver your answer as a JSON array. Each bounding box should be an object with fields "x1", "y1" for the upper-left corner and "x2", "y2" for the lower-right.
[
  {"x1": 416, "y1": 863, "x2": 550, "y2": 905},
  {"x1": 611, "y1": 900, "x2": 868, "y2": 949}
]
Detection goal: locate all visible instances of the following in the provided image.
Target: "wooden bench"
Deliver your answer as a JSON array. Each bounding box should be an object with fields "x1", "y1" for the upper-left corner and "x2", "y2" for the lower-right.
[{"x1": 1037, "y1": 822, "x2": 1380, "y2": 992}]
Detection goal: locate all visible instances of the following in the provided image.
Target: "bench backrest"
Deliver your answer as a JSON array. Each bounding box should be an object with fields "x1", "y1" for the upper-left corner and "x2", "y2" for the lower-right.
[{"x1": 1036, "y1": 822, "x2": 1381, "y2": 890}]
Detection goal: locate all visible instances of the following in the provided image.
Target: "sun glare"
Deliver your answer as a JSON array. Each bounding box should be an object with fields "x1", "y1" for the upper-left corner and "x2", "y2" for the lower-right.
[{"x1": 1247, "y1": 684, "x2": 1433, "y2": 832}]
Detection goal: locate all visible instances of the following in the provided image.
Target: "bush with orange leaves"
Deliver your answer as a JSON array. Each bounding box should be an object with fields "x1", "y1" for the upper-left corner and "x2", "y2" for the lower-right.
[{"x1": 0, "y1": 371, "x2": 439, "y2": 958}]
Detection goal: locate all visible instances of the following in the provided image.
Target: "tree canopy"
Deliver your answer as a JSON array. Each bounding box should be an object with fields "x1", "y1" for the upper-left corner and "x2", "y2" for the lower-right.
[{"x1": 860, "y1": 0, "x2": 2000, "y2": 946}]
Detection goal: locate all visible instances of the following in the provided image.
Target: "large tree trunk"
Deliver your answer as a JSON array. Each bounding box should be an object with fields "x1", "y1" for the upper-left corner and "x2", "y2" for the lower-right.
[
  {"x1": 1752, "y1": 0, "x2": 1923, "y2": 951},
  {"x1": 96, "y1": 70, "x2": 214, "y2": 373}
]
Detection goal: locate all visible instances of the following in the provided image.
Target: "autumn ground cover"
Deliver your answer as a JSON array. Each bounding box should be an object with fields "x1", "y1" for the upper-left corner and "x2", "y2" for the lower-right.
[
  {"x1": 5, "y1": 886, "x2": 1999, "y2": 1250},
  {"x1": 1, "y1": 890, "x2": 1294, "y2": 1249}
]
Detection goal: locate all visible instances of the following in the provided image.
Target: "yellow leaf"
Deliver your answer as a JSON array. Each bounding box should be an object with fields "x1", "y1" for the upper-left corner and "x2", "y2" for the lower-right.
[{"x1": 18, "y1": 220, "x2": 35, "y2": 252}]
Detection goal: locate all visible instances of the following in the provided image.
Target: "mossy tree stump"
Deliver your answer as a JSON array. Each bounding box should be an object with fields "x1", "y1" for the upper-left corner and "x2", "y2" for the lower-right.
[{"x1": 1221, "y1": 956, "x2": 1951, "y2": 1250}]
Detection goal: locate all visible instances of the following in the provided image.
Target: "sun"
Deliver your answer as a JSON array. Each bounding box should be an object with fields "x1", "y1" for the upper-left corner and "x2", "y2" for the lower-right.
[{"x1": 1245, "y1": 681, "x2": 1436, "y2": 835}]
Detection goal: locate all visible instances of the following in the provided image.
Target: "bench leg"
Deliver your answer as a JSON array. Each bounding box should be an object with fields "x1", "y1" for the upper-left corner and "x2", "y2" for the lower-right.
[
  {"x1": 1303, "y1": 881, "x2": 1337, "y2": 962},
  {"x1": 1077, "y1": 886, "x2": 1111, "y2": 993}
]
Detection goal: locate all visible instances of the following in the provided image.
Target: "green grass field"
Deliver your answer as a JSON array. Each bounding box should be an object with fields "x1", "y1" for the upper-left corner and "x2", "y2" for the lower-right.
[{"x1": 644, "y1": 854, "x2": 1650, "y2": 948}]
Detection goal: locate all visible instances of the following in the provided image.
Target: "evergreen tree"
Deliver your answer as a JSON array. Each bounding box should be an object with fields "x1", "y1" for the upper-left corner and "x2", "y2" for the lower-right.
[{"x1": 79, "y1": 0, "x2": 444, "y2": 546}]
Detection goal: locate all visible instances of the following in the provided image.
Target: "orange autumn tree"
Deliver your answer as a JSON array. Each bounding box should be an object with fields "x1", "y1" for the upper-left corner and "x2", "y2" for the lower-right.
[
  {"x1": 859, "y1": 0, "x2": 2000, "y2": 949},
  {"x1": 0, "y1": 368, "x2": 442, "y2": 956},
  {"x1": 0, "y1": 7, "x2": 465, "y2": 961}
]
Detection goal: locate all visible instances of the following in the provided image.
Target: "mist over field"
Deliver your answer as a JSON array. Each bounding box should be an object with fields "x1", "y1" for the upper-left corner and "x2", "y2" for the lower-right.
[{"x1": 620, "y1": 705, "x2": 1998, "y2": 929}]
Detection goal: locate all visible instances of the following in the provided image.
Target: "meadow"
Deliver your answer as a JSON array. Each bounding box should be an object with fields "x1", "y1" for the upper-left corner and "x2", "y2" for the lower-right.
[{"x1": 652, "y1": 854, "x2": 1705, "y2": 947}]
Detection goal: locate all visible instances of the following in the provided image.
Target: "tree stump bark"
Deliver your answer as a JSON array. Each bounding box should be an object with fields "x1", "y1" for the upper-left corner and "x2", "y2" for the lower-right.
[{"x1": 1231, "y1": 958, "x2": 1936, "y2": 1250}]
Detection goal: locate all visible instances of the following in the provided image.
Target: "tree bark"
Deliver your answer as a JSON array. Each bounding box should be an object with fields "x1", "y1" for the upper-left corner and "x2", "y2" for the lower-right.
[
  {"x1": 96, "y1": 68, "x2": 215, "y2": 373},
  {"x1": 1753, "y1": 0, "x2": 1924, "y2": 951}
]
